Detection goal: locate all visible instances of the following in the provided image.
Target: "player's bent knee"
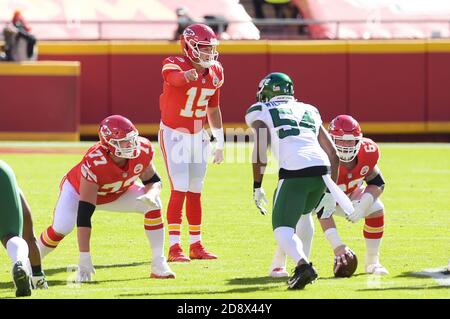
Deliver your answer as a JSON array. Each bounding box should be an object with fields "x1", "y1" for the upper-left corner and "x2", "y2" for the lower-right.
[
  {"x1": 52, "y1": 224, "x2": 74, "y2": 237},
  {"x1": 366, "y1": 209, "x2": 384, "y2": 219}
]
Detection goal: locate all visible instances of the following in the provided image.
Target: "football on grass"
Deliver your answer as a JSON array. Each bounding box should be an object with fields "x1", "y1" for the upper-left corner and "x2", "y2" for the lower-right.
[{"x1": 334, "y1": 253, "x2": 358, "y2": 278}]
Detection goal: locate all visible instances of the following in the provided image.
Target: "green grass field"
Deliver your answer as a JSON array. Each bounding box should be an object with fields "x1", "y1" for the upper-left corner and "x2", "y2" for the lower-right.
[{"x1": 0, "y1": 142, "x2": 449, "y2": 299}]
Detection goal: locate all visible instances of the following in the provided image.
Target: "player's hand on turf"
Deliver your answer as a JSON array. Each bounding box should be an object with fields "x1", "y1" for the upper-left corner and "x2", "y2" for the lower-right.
[
  {"x1": 184, "y1": 69, "x2": 198, "y2": 82},
  {"x1": 314, "y1": 192, "x2": 336, "y2": 219},
  {"x1": 346, "y1": 200, "x2": 365, "y2": 223},
  {"x1": 212, "y1": 148, "x2": 224, "y2": 164},
  {"x1": 334, "y1": 245, "x2": 355, "y2": 271},
  {"x1": 77, "y1": 252, "x2": 96, "y2": 282},
  {"x1": 253, "y1": 188, "x2": 268, "y2": 215},
  {"x1": 137, "y1": 189, "x2": 162, "y2": 210}
]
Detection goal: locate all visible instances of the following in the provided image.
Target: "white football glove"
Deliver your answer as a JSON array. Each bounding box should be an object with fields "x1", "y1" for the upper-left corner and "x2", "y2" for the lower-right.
[
  {"x1": 31, "y1": 274, "x2": 48, "y2": 289},
  {"x1": 211, "y1": 128, "x2": 224, "y2": 164},
  {"x1": 314, "y1": 192, "x2": 336, "y2": 219},
  {"x1": 77, "y1": 252, "x2": 96, "y2": 283},
  {"x1": 137, "y1": 189, "x2": 162, "y2": 210},
  {"x1": 346, "y1": 193, "x2": 374, "y2": 223},
  {"x1": 253, "y1": 187, "x2": 268, "y2": 215}
]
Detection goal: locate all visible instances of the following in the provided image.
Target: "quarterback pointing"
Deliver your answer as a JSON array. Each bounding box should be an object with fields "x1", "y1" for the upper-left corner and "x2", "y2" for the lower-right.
[
  {"x1": 38, "y1": 115, "x2": 175, "y2": 281},
  {"x1": 159, "y1": 23, "x2": 224, "y2": 262}
]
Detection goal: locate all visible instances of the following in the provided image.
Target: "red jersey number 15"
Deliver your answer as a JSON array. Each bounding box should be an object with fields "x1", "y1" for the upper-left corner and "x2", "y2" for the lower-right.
[{"x1": 180, "y1": 87, "x2": 216, "y2": 118}]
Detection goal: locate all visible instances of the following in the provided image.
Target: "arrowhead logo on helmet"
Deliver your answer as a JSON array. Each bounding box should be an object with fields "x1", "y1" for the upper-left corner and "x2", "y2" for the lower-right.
[
  {"x1": 329, "y1": 115, "x2": 363, "y2": 163},
  {"x1": 181, "y1": 23, "x2": 219, "y2": 68},
  {"x1": 98, "y1": 115, "x2": 141, "y2": 159}
]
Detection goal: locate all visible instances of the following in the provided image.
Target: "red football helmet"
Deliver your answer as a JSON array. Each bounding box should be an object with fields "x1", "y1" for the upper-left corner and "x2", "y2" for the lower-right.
[
  {"x1": 98, "y1": 115, "x2": 140, "y2": 159},
  {"x1": 328, "y1": 115, "x2": 363, "y2": 162},
  {"x1": 180, "y1": 23, "x2": 219, "y2": 68}
]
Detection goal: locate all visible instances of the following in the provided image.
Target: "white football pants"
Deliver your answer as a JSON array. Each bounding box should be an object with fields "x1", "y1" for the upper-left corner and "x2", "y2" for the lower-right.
[
  {"x1": 52, "y1": 179, "x2": 153, "y2": 236},
  {"x1": 158, "y1": 123, "x2": 210, "y2": 193}
]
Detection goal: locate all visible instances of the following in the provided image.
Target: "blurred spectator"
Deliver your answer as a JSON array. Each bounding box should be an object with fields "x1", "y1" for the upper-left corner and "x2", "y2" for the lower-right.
[
  {"x1": 265, "y1": 0, "x2": 291, "y2": 19},
  {"x1": 174, "y1": 7, "x2": 195, "y2": 40},
  {"x1": 289, "y1": 2, "x2": 308, "y2": 35},
  {"x1": 252, "y1": 0, "x2": 266, "y2": 19},
  {"x1": 203, "y1": 15, "x2": 230, "y2": 40},
  {"x1": 1, "y1": 10, "x2": 37, "y2": 61}
]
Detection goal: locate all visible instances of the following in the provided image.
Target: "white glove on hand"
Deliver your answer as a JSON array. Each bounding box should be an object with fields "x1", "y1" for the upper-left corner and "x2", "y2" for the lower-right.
[
  {"x1": 77, "y1": 252, "x2": 96, "y2": 283},
  {"x1": 212, "y1": 148, "x2": 224, "y2": 164},
  {"x1": 346, "y1": 193, "x2": 374, "y2": 223},
  {"x1": 346, "y1": 201, "x2": 366, "y2": 223},
  {"x1": 31, "y1": 275, "x2": 48, "y2": 289},
  {"x1": 137, "y1": 189, "x2": 162, "y2": 210},
  {"x1": 253, "y1": 188, "x2": 268, "y2": 215},
  {"x1": 314, "y1": 192, "x2": 336, "y2": 219}
]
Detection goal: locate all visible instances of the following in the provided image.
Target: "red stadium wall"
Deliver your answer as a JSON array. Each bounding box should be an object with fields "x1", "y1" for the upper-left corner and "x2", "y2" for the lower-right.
[
  {"x1": 31, "y1": 40, "x2": 450, "y2": 137},
  {"x1": 0, "y1": 61, "x2": 80, "y2": 141}
]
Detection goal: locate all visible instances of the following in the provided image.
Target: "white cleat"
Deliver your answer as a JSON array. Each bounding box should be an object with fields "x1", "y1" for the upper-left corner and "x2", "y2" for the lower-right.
[
  {"x1": 269, "y1": 267, "x2": 289, "y2": 278},
  {"x1": 366, "y1": 263, "x2": 389, "y2": 275},
  {"x1": 150, "y1": 257, "x2": 176, "y2": 279}
]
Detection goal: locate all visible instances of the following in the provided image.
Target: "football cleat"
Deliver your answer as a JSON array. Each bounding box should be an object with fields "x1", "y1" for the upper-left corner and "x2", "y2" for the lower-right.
[
  {"x1": 12, "y1": 261, "x2": 32, "y2": 297},
  {"x1": 31, "y1": 274, "x2": 49, "y2": 289},
  {"x1": 365, "y1": 263, "x2": 389, "y2": 275},
  {"x1": 287, "y1": 262, "x2": 318, "y2": 290},
  {"x1": 269, "y1": 267, "x2": 289, "y2": 278},
  {"x1": 189, "y1": 242, "x2": 218, "y2": 260},
  {"x1": 150, "y1": 257, "x2": 176, "y2": 279},
  {"x1": 168, "y1": 243, "x2": 191, "y2": 262}
]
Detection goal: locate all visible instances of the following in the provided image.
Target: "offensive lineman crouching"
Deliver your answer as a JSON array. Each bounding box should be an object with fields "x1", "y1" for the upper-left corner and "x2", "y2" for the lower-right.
[{"x1": 38, "y1": 115, "x2": 175, "y2": 281}]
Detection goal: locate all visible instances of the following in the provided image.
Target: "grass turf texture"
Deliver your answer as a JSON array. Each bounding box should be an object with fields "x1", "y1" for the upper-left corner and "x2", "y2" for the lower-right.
[{"x1": 0, "y1": 142, "x2": 449, "y2": 299}]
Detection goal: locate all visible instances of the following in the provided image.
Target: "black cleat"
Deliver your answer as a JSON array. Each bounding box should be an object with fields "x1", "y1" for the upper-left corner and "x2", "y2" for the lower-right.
[
  {"x1": 12, "y1": 261, "x2": 32, "y2": 297},
  {"x1": 287, "y1": 262, "x2": 318, "y2": 290}
]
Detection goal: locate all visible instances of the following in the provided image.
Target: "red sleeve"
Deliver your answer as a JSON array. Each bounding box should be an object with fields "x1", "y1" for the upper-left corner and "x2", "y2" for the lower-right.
[
  {"x1": 139, "y1": 137, "x2": 154, "y2": 166},
  {"x1": 208, "y1": 88, "x2": 220, "y2": 108},
  {"x1": 165, "y1": 70, "x2": 188, "y2": 87},
  {"x1": 361, "y1": 139, "x2": 380, "y2": 169},
  {"x1": 162, "y1": 57, "x2": 188, "y2": 87}
]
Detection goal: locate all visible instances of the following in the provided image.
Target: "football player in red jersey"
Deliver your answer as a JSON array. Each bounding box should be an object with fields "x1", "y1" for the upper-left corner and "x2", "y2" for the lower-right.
[
  {"x1": 269, "y1": 115, "x2": 388, "y2": 277},
  {"x1": 159, "y1": 23, "x2": 224, "y2": 262},
  {"x1": 37, "y1": 115, "x2": 175, "y2": 281}
]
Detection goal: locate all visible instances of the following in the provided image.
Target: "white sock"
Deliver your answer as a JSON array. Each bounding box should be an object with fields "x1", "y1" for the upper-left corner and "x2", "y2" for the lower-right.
[
  {"x1": 37, "y1": 238, "x2": 54, "y2": 259},
  {"x1": 6, "y1": 236, "x2": 29, "y2": 264},
  {"x1": 189, "y1": 235, "x2": 201, "y2": 245},
  {"x1": 295, "y1": 213, "x2": 314, "y2": 258},
  {"x1": 365, "y1": 238, "x2": 382, "y2": 265},
  {"x1": 169, "y1": 235, "x2": 180, "y2": 247},
  {"x1": 271, "y1": 245, "x2": 287, "y2": 269},
  {"x1": 145, "y1": 228, "x2": 165, "y2": 260},
  {"x1": 274, "y1": 227, "x2": 308, "y2": 265}
]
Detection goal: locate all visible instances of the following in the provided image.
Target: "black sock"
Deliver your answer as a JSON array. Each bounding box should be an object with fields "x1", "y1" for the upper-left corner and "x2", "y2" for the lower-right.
[{"x1": 32, "y1": 265, "x2": 43, "y2": 276}]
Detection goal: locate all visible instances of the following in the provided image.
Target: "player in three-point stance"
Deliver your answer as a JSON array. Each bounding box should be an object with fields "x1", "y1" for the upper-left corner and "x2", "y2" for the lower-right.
[{"x1": 38, "y1": 115, "x2": 175, "y2": 281}]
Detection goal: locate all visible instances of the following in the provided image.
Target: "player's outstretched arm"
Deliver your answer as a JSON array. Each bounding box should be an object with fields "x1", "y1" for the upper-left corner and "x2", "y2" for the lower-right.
[
  {"x1": 251, "y1": 120, "x2": 269, "y2": 215},
  {"x1": 318, "y1": 217, "x2": 355, "y2": 268},
  {"x1": 76, "y1": 177, "x2": 98, "y2": 282},
  {"x1": 318, "y1": 125, "x2": 339, "y2": 182}
]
